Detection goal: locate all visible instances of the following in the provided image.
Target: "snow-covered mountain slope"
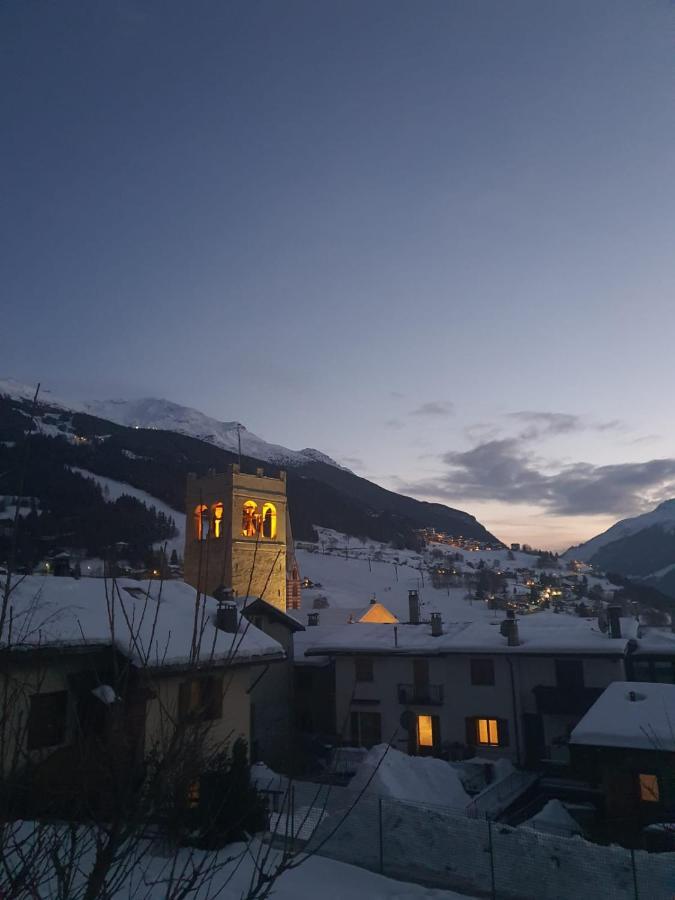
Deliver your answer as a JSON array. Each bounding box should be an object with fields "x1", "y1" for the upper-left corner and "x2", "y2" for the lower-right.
[
  {"x1": 0, "y1": 379, "x2": 342, "y2": 469},
  {"x1": 564, "y1": 500, "x2": 675, "y2": 563}
]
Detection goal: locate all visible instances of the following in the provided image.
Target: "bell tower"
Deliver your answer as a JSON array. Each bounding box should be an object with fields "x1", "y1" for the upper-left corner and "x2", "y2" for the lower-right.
[{"x1": 183, "y1": 464, "x2": 288, "y2": 610}]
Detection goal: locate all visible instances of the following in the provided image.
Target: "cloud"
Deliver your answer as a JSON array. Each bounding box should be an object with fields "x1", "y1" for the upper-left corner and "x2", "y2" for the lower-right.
[
  {"x1": 507, "y1": 411, "x2": 623, "y2": 441},
  {"x1": 402, "y1": 438, "x2": 675, "y2": 517},
  {"x1": 341, "y1": 455, "x2": 364, "y2": 469},
  {"x1": 384, "y1": 418, "x2": 405, "y2": 429},
  {"x1": 410, "y1": 401, "x2": 454, "y2": 417}
]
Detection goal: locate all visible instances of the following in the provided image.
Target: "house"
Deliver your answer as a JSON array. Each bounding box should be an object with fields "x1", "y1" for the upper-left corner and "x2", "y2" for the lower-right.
[
  {"x1": 0, "y1": 575, "x2": 284, "y2": 815},
  {"x1": 570, "y1": 682, "x2": 675, "y2": 837},
  {"x1": 301, "y1": 607, "x2": 635, "y2": 767}
]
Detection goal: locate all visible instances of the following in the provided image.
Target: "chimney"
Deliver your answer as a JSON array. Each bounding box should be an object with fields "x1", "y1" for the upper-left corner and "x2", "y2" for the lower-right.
[
  {"x1": 500, "y1": 610, "x2": 520, "y2": 646},
  {"x1": 430, "y1": 612, "x2": 443, "y2": 637},
  {"x1": 608, "y1": 605, "x2": 622, "y2": 639},
  {"x1": 408, "y1": 590, "x2": 421, "y2": 625},
  {"x1": 256, "y1": 467, "x2": 264, "y2": 477},
  {"x1": 307, "y1": 612, "x2": 320, "y2": 627},
  {"x1": 215, "y1": 601, "x2": 238, "y2": 634}
]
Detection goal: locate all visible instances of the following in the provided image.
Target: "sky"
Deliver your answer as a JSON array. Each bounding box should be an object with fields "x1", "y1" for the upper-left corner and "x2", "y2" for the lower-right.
[{"x1": 2, "y1": 0, "x2": 674, "y2": 551}]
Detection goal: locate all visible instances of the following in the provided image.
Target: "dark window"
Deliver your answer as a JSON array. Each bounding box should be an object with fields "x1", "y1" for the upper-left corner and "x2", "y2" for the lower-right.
[
  {"x1": 350, "y1": 711, "x2": 381, "y2": 748},
  {"x1": 355, "y1": 657, "x2": 374, "y2": 682},
  {"x1": 470, "y1": 658, "x2": 495, "y2": 686},
  {"x1": 630, "y1": 659, "x2": 652, "y2": 682},
  {"x1": 27, "y1": 691, "x2": 68, "y2": 750},
  {"x1": 178, "y1": 677, "x2": 223, "y2": 722},
  {"x1": 653, "y1": 661, "x2": 675, "y2": 684},
  {"x1": 413, "y1": 658, "x2": 429, "y2": 687},
  {"x1": 555, "y1": 659, "x2": 584, "y2": 689}
]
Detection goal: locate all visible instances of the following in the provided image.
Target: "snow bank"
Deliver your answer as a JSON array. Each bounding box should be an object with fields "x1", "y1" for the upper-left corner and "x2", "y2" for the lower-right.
[
  {"x1": 349, "y1": 744, "x2": 470, "y2": 810},
  {"x1": 523, "y1": 799, "x2": 582, "y2": 837}
]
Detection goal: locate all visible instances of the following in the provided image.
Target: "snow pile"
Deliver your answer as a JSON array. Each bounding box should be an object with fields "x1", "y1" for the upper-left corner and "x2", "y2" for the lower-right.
[
  {"x1": 523, "y1": 799, "x2": 582, "y2": 837},
  {"x1": 349, "y1": 744, "x2": 470, "y2": 810}
]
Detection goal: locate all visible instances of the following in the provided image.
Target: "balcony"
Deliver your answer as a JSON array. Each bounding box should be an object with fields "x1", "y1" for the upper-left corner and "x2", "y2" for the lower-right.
[
  {"x1": 533, "y1": 685, "x2": 603, "y2": 716},
  {"x1": 397, "y1": 683, "x2": 444, "y2": 705}
]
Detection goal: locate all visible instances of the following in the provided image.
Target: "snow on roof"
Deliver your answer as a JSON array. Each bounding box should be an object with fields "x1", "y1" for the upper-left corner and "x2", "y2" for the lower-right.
[
  {"x1": 303, "y1": 612, "x2": 636, "y2": 658},
  {"x1": 1, "y1": 575, "x2": 284, "y2": 669},
  {"x1": 570, "y1": 682, "x2": 675, "y2": 751},
  {"x1": 523, "y1": 799, "x2": 582, "y2": 836}
]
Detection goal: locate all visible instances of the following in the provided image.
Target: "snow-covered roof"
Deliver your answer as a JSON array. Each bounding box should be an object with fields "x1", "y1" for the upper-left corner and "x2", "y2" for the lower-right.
[
  {"x1": 303, "y1": 613, "x2": 637, "y2": 658},
  {"x1": 570, "y1": 681, "x2": 675, "y2": 751},
  {"x1": 1, "y1": 575, "x2": 284, "y2": 669}
]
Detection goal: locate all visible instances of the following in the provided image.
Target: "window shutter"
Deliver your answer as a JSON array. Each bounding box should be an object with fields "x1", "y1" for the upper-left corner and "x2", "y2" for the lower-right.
[
  {"x1": 465, "y1": 717, "x2": 476, "y2": 746},
  {"x1": 499, "y1": 718, "x2": 510, "y2": 747},
  {"x1": 208, "y1": 677, "x2": 224, "y2": 720},
  {"x1": 431, "y1": 715, "x2": 441, "y2": 749},
  {"x1": 178, "y1": 681, "x2": 192, "y2": 722}
]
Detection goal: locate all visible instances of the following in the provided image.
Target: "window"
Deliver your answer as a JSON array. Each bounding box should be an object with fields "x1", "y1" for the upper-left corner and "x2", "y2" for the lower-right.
[
  {"x1": 630, "y1": 659, "x2": 652, "y2": 682},
  {"x1": 355, "y1": 657, "x2": 374, "y2": 682},
  {"x1": 187, "y1": 780, "x2": 200, "y2": 809},
  {"x1": 212, "y1": 502, "x2": 224, "y2": 538},
  {"x1": 27, "y1": 691, "x2": 68, "y2": 750},
  {"x1": 466, "y1": 716, "x2": 509, "y2": 748},
  {"x1": 555, "y1": 659, "x2": 584, "y2": 689},
  {"x1": 417, "y1": 714, "x2": 435, "y2": 747},
  {"x1": 413, "y1": 658, "x2": 429, "y2": 686},
  {"x1": 262, "y1": 502, "x2": 277, "y2": 539},
  {"x1": 194, "y1": 504, "x2": 209, "y2": 541},
  {"x1": 470, "y1": 658, "x2": 495, "y2": 686},
  {"x1": 178, "y1": 677, "x2": 223, "y2": 723},
  {"x1": 242, "y1": 501, "x2": 259, "y2": 537},
  {"x1": 350, "y1": 711, "x2": 381, "y2": 748},
  {"x1": 653, "y1": 661, "x2": 675, "y2": 684},
  {"x1": 639, "y1": 773, "x2": 660, "y2": 803}
]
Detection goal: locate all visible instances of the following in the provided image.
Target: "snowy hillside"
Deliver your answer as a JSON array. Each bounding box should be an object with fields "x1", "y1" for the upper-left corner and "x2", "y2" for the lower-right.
[
  {"x1": 0, "y1": 378, "x2": 342, "y2": 469},
  {"x1": 565, "y1": 499, "x2": 675, "y2": 563}
]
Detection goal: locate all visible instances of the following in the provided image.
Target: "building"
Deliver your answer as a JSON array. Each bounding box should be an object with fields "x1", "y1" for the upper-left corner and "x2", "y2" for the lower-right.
[
  {"x1": 285, "y1": 510, "x2": 302, "y2": 610},
  {"x1": 184, "y1": 464, "x2": 288, "y2": 610},
  {"x1": 570, "y1": 682, "x2": 675, "y2": 835},
  {"x1": 300, "y1": 606, "x2": 635, "y2": 766},
  {"x1": 1, "y1": 575, "x2": 285, "y2": 814}
]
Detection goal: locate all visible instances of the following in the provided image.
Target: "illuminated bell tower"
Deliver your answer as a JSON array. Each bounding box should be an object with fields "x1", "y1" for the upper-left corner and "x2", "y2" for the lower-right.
[{"x1": 183, "y1": 464, "x2": 288, "y2": 610}]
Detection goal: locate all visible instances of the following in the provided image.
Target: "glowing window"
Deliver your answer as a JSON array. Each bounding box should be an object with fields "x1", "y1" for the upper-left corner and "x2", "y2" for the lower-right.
[
  {"x1": 212, "y1": 502, "x2": 224, "y2": 538},
  {"x1": 262, "y1": 502, "x2": 277, "y2": 539},
  {"x1": 242, "y1": 501, "x2": 259, "y2": 537},
  {"x1": 195, "y1": 504, "x2": 209, "y2": 541},
  {"x1": 417, "y1": 715, "x2": 434, "y2": 748},
  {"x1": 477, "y1": 718, "x2": 499, "y2": 746},
  {"x1": 639, "y1": 773, "x2": 660, "y2": 803}
]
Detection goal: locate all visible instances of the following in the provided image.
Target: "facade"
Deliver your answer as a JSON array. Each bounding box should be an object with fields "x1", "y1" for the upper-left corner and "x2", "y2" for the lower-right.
[
  {"x1": 301, "y1": 612, "x2": 633, "y2": 767},
  {"x1": 184, "y1": 464, "x2": 288, "y2": 610}
]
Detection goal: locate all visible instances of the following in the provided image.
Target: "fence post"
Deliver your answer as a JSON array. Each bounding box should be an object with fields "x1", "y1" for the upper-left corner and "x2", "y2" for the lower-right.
[
  {"x1": 487, "y1": 817, "x2": 496, "y2": 900},
  {"x1": 378, "y1": 797, "x2": 384, "y2": 874},
  {"x1": 630, "y1": 848, "x2": 639, "y2": 900}
]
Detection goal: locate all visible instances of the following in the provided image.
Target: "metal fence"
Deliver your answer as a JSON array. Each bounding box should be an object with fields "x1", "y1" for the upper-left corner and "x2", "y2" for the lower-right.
[{"x1": 261, "y1": 782, "x2": 675, "y2": 899}]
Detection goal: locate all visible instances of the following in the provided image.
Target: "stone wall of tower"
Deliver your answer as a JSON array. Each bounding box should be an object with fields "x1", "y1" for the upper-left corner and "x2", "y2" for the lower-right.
[{"x1": 183, "y1": 465, "x2": 288, "y2": 610}]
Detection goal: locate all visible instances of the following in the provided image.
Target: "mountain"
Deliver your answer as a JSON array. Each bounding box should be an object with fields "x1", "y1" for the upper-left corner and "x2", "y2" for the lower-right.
[
  {"x1": 0, "y1": 379, "x2": 341, "y2": 469},
  {"x1": 0, "y1": 382, "x2": 501, "y2": 561},
  {"x1": 565, "y1": 500, "x2": 675, "y2": 596}
]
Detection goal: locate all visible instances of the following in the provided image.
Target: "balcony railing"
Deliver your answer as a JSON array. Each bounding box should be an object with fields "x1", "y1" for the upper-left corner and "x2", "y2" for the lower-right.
[
  {"x1": 533, "y1": 685, "x2": 603, "y2": 716},
  {"x1": 397, "y1": 683, "x2": 444, "y2": 705}
]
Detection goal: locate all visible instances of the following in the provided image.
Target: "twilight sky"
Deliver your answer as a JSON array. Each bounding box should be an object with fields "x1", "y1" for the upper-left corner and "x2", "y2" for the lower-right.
[{"x1": 2, "y1": 1, "x2": 674, "y2": 550}]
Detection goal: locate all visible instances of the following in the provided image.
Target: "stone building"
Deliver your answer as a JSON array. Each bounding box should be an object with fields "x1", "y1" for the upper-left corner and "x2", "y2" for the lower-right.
[{"x1": 184, "y1": 464, "x2": 288, "y2": 610}]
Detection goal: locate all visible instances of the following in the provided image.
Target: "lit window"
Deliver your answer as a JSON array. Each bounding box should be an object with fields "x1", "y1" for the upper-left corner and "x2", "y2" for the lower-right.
[
  {"x1": 417, "y1": 715, "x2": 434, "y2": 748},
  {"x1": 477, "y1": 718, "x2": 499, "y2": 746},
  {"x1": 212, "y1": 502, "x2": 224, "y2": 538},
  {"x1": 639, "y1": 773, "x2": 660, "y2": 803},
  {"x1": 242, "y1": 501, "x2": 259, "y2": 537},
  {"x1": 195, "y1": 504, "x2": 209, "y2": 541},
  {"x1": 262, "y1": 502, "x2": 277, "y2": 539}
]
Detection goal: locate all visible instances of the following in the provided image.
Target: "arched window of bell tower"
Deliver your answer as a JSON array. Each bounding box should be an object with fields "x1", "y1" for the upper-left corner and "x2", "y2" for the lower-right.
[
  {"x1": 195, "y1": 504, "x2": 209, "y2": 541},
  {"x1": 212, "y1": 502, "x2": 224, "y2": 538},
  {"x1": 262, "y1": 502, "x2": 277, "y2": 539},
  {"x1": 242, "y1": 500, "x2": 259, "y2": 537}
]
